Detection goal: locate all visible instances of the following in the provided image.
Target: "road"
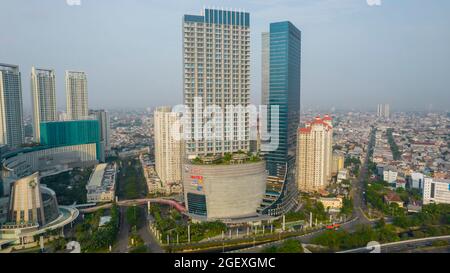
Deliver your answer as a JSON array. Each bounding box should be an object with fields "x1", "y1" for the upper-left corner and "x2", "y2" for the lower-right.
[
  {"x1": 138, "y1": 214, "x2": 164, "y2": 253},
  {"x1": 338, "y1": 235, "x2": 450, "y2": 253},
  {"x1": 350, "y1": 126, "x2": 376, "y2": 225},
  {"x1": 113, "y1": 206, "x2": 130, "y2": 253},
  {"x1": 112, "y1": 205, "x2": 165, "y2": 253}
]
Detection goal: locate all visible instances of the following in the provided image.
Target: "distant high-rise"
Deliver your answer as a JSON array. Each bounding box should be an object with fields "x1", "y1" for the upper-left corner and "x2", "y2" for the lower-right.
[
  {"x1": 261, "y1": 32, "x2": 269, "y2": 106},
  {"x1": 90, "y1": 109, "x2": 111, "y2": 162},
  {"x1": 66, "y1": 71, "x2": 88, "y2": 120},
  {"x1": 154, "y1": 106, "x2": 183, "y2": 189},
  {"x1": 262, "y1": 21, "x2": 301, "y2": 216},
  {"x1": 183, "y1": 8, "x2": 250, "y2": 157},
  {"x1": 384, "y1": 104, "x2": 390, "y2": 118},
  {"x1": 0, "y1": 63, "x2": 24, "y2": 147},
  {"x1": 31, "y1": 67, "x2": 57, "y2": 143},
  {"x1": 377, "y1": 103, "x2": 390, "y2": 118},
  {"x1": 297, "y1": 115, "x2": 333, "y2": 193}
]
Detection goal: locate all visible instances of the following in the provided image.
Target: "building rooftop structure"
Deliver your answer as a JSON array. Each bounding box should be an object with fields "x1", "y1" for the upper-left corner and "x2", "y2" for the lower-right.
[
  {"x1": 86, "y1": 163, "x2": 117, "y2": 203},
  {"x1": 88, "y1": 164, "x2": 108, "y2": 188}
]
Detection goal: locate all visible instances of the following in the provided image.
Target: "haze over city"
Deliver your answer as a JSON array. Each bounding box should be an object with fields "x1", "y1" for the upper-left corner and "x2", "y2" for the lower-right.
[
  {"x1": 1, "y1": 0, "x2": 449, "y2": 112},
  {"x1": 1, "y1": 0, "x2": 449, "y2": 258}
]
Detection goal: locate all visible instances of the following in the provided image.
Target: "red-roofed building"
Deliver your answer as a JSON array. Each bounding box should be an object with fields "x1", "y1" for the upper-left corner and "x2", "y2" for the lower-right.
[
  {"x1": 384, "y1": 191, "x2": 404, "y2": 208},
  {"x1": 297, "y1": 115, "x2": 334, "y2": 193}
]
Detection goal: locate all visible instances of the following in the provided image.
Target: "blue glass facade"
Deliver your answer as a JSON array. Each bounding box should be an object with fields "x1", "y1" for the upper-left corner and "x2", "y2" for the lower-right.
[
  {"x1": 187, "y1": 192, "x2": 207, "y2": 217},
  {"x1": 259, "y1": 21, "x2": 301, "y2": 216},
  {"x1": 266, "y1": 21, "x2": 301, "y2": 176},
  {"x1": 39, "y1": 120, "x2": 101, "y2": 160},
  {"x1": 184, "y1": 8, "x2": 249, "y2": 27}
]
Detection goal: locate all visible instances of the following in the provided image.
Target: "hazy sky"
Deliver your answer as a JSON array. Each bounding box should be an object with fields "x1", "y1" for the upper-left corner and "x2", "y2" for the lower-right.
[{"x1": 1, "y1": 0, "x2": 449, "y2": 112}]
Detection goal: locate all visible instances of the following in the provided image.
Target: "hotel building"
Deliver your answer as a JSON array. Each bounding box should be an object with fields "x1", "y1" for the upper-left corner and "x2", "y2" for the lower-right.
[{"x1": 183, "y1": 8, "x2": 250, "y2": 157}]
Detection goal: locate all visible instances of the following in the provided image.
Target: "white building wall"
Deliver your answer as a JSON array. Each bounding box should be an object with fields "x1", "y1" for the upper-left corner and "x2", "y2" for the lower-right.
[
  {"x1": 423, "y1": 178, "x2": 450, "y2": 205},
  {"x1": 66, "y1": 71, "x2": 88, "y2": 120}
]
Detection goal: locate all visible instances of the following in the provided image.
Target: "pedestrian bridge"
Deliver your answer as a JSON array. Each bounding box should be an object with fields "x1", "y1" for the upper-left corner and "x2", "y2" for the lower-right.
[{"x1": 78, "y1": 198, "x2": 186, "y2": 213}]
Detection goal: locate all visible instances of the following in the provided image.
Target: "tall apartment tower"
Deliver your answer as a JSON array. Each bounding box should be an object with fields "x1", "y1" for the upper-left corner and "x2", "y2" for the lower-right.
[
  {"x1": 297, "y1": 115, "x2": 333, "y2": 193},
  {"x1": 384, "y1": 104, "x2": 390, "y2": 118},
  {"x1": 183, "y1": 8, "x2": 250, "y2": 157},
  {"x1": 66, "y1": 71, "x2": 88, "y2": 120},
  {"x1": 261, "y1": 32, "x2": 270, "y2": 106},
  {"x1": 0, "y1": 63, "x2": 24, "y2": 147},
  {"x1": 377, "y1": 103, "x2": 390, "y2": 118},
  {"x1": 154, "y1": 106, "x2": 183, "y2": 188},
  {"x1": 31, "y1": 67, "x2": 57, "y2": 143},
  {"x1": 90, "y1": 109, "x2": 111, "y2": 162}
]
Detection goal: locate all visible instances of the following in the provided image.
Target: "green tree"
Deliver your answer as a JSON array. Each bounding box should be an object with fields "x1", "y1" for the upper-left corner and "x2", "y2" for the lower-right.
[{"x1": 277, "y1": 239, "x2": 304, "y2": 253}]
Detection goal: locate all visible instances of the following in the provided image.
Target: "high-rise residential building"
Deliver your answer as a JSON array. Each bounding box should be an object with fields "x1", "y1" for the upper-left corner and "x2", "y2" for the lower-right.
[
  {"x1": 154, "y1": 106, "x2": 183, "y2": 190},
  {"x1": 384, "y1": 103, "x2": 390, "y2": 118},
  {"x1": 297, "y1": 115, "x2": 333, "y2": 193},
  {"x1": 183, "y1": 8, "x2": 250, "y2": 157},
  {"x1": 90, "y1": 109, "x2": 111, "y2": 162},
  {"x1": 31, "y1": 67, "x2": 57, "y2": 143},
  {"x1": 66, "y1": 71, "x2": 88, "y2": 120},
  {"x1": 260, "y1": 22, "x2": 301, "y2": 216},
  {"x1": 0, "y1": 63, "x2": 24, "y2": 147},
  {"x1": 182, "y1": 9, "x2": 270, "y2": 222},
  {"x1": 377, "y1": 103, "x2": 390, "y2": 118},
  {"x1": 261, "y1": 32, "x2": 269, "y2": 106}
]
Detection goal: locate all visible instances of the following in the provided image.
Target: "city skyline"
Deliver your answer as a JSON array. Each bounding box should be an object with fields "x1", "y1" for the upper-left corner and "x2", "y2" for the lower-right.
[{"x1": 1, "y1": 0, "x2": 449, "y2": 112}]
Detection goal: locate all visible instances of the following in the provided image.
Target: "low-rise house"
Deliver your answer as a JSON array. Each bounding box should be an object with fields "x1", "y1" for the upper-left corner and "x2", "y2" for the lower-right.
[{"x1": 384, "y1": 191, "x2": 404, "y2": 208}]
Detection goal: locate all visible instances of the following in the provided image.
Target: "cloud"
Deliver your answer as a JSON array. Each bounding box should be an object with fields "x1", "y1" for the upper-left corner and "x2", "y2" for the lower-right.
[{"x1": 366, "y1": 0, "x2": 382, "y2": 6}]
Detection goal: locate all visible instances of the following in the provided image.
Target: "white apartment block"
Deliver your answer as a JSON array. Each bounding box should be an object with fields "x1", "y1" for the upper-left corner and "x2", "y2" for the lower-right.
[
  {"x1": 383, "y1": 169, "x2": 398, "y2": 183},
  {"x1": 297, "y1": 115, "x2": 333, "y2": 193},
  {"x1": 423, "y1": 177, "x2": 450, "y2": 205},
  {"x1": 411, "y1": 172, "x2": 425, "y2": 190},
  {"x1": 66, "y1": 71, "x2": 88, "y2": 120},
  {"x1": 377, "y1": 103, "x2": 390, "y2": 118},
  {"x1": 31, "y1": 67, "x2": 57, "y2": 143},
  {"x1": 183, "y1": 8, "x2": 250, "y2": 157},
  {"x1": 154, "y1": 106, "x2": 184, "y2": 188}
]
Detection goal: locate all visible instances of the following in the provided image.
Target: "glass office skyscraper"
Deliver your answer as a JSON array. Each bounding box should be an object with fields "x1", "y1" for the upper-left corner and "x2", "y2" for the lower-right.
[{"x1": 262, "y1": 21, "x2": 301, "y2": 215}]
